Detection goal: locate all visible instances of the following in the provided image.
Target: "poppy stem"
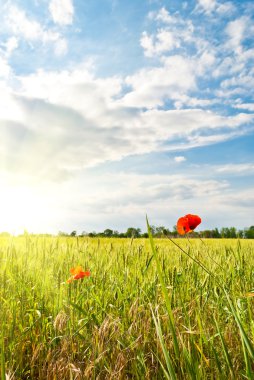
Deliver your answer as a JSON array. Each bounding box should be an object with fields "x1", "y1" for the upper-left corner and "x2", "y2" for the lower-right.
[{"x1": 199, "y1": 237, "x2": 206, "y2": 245}]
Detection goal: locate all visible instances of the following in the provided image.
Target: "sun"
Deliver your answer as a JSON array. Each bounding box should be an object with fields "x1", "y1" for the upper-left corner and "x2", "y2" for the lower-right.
[{"x1": 0, "y1": 184, "x2": 51, "y2": 234}]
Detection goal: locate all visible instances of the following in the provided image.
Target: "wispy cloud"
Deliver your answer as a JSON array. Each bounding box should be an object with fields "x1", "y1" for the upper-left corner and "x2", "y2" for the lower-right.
[
  {"x1": 0, "y1": 56, "x2": 12, "y2": 78},
  {"x1": 140, "y1": 30, "x2": 180, "y2": 57},
  {"x1": 196, "y1": 0, "x2": 217, "y2": 14},
  {"x1": 196, "y1": 0, "x2": 235, "y2": 15},
  {"x1": 215, "y1": 163, "x2": 254, "y2": 174},
  {"x1": 0, "y1": 49, "x2": 253, "y2": 185},
  {"x1": 174, "y1": 156, "x2": 186, "y2": 163},
  {"x1": 233, "y1": 103, "x2": 254, "y2": 111},
  {"x1": 49, "y1": 0, "x2": 74, "y2": 26},
  {"x1": 3, "y1": 4, "x2": 68, "y2": 56},
  {"x1": 225, "y1": 16, "x2": 250, "y2": 53}
]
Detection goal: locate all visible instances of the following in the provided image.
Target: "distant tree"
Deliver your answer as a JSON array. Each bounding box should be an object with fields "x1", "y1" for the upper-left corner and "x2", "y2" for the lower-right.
[
  {"x1": 220, "y1": 227, "x2": 238, "y2": 238},
  {"x1": 149, "y1": 225, "x2": 156, "y2": 236},
  {"x1": 229, "y1": 227, "x2": 237, "y2": 238},
  {"x1": 171, "y1": 225, "x2": 178, "y2": 237},
  {"x1": 103, "y1": 229, "x2": 113, "y2": 237},
  {"x1": 162, "y1": 228, "x2": 169, "y2": 236},
  {"x1": 237, "y1": 229, "x2": 244, "y2": 238},
  {"x1": 58, "y1": 231, "x2": 69, "y2": 237},
  {"x1": 220, "y1": 227, "x2": 231, "y2": 238},
  {"x1": 201, "y1": 228, "x2": 221, "y2": 238},
  {"x1": 57, "y1": 225, "x2": 249, "y2": 239},
  {"x1": 201, "y1": 230, "x2": 213, "y2": 238},
  {"x1": 155, "y1": 226, "x2": 166, "y2": 237},
  {"x1": 126, "y1": 227, "x2": 141, "y2": 238},
  {"x1": 126, "y1": 228, "x2": 133, "y2": 238},
  {"x1": 213, "y1": 228, "x2": 221, "y2": 238},
  {"x1": 245, "y1": 226, "x2": 254, "y2": 239}
]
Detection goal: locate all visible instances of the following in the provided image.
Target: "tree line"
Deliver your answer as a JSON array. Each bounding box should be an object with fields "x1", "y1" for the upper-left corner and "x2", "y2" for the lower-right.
[
  {"x1": 59, "y1": 225, "x2": 254, "y2": 239},
  {"x1": 1, "y1": 226, "x2": 253, "y2": 239}
]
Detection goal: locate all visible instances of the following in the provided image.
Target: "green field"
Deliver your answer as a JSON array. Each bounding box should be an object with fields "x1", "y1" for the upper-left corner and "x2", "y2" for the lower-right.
[{"x1": 1, "y1": 235, "x2": 254, "y2": 379}]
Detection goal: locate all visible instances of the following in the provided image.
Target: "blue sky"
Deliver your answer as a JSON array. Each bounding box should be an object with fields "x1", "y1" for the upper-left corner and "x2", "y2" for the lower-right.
[{"x1": 0, "y1": 0, "x2": 253, "y2": 234}]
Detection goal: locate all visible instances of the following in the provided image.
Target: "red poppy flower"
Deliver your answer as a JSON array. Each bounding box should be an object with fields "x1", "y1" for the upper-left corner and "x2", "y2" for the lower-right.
[
  {"x1": 67, "y1": 266, "x2": 90, "y2": 283},
  {"x1": 177, "y1": 214, "x2": 201, "y2": 235}
]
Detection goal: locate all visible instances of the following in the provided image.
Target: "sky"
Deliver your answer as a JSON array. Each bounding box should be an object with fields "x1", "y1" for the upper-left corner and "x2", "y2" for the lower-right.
[{"x1": 0, "y1": 0, "x2": 254, "y2": 234}]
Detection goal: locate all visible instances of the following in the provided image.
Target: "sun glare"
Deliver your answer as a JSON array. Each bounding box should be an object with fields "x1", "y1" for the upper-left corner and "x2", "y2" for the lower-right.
[{"x1": 0, "y1": 185, "x2": 50, "y2": 234}]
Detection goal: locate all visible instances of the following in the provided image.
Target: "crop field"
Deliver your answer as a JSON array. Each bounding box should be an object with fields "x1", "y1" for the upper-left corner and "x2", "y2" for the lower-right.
[{"x1": 1, "y1": 234, "x2": 254, "y2": 379}]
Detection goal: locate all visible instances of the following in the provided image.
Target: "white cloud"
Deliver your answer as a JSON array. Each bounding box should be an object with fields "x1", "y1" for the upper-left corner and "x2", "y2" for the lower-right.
[
  {"x1": 70, "y1": 173, "x2": 230, "y2": 221},
  {"x1": 139, "y1": 7, "x2": 217, "y2": 99},
  {"x1": 197, "y1": 0, "x2": 217, "y2": 13},
  {"x1": 221, "y1": 74, "x2": 254, "y2": 90},
  {"x1": 216, "y1": 2, "x2": 235, "y2": 14},
  {"x1": 120, "y1": 55, "x2": 196, "y2": 108},
  {"x1": 49, "y1": 0, "x2": 74, "y2": 26},
  {"x1": 4, "y1": 37, "x2": 19, "y2": 57},
  {"x1": 5, "y1": 5, "x2": 59, "y2": 42},
  {"x1": 197, "y1": 51, "x2": 216, "y2": 75},
  {"x1": 211, "y1": 17, "x2": 254, "y2": 82},
  {"x1": 142, "y1": 8, "x2": 197, "y2": 58},
  {"x1": 212, "y1": 57, "x2": 245, "y2": 78},
  {"x1": 148, "y1": 7, "x2": 178, "y2": 24},
  {"x1": 0, "y1": 88, "x2": 24, "y2": 121},
  {"x1": 215, "y1": 87, "x2": 247, "y2": 98},
  {"x1": 0, "y1": 63, "x2": 252, "y2": 184},
  {"x1": 174, "y1": 156, "x2": 186, "y2": 163},
  {"x1": 120, "y1": 38, "x2": 248, "y2": 110},
  {"x1": 4, "y1": 4, "x2": 68, "y2": 56},
  {"x1": 225, "y1": 16, "x2": 254, "y2": 54},
  {"x1": 0, "y1": 1, "x2": 253, "y2": 185},
  {"x1": 154, "y1": 7, "x2": 175, "y2": 23},
  {"x1": 0, "y1": 57, "x2": 12, "y2": 78},
  {"x1": 140, "y1": 109, "x2": 253, "y2": 137},
  {"x1": 6, "y1": 5, "x2": 46, "y2": 41},
  {"x1": 196, "y1": 0, "x2": 235, "y2": 15},
  {"x1": 215, "y1": 163, "x2": 254, "y2": 174},
  {"x1": 240, "y1": 48, "x2": 254, "y2": 62},
  {"x1": 174, "y1": 94, "x2": 216, "y2": 109},
  {"x1": 140, "y1": 30, "x2": 179, "y2": 57},
  {"x1": 233, "y1": 103, "x2": 254, "y2": 111},
  {"x1": 51, "y1": 171, "x2": 253, "y2": 232},
  {"x1": 54, "y1": 37, "x2": 68, "y2": 56},
  {"x1": 18, "y1": 64, "x2": 122, "y2": 120}
]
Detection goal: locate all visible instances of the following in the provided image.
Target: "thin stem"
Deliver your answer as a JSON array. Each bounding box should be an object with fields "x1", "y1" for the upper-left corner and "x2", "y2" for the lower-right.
[
  {"x1": 198, "y1": 237, "x2": 224, "y2": 271},
  {"x1": 165, "y1": 235, "x2": 223, "y2": 288}
]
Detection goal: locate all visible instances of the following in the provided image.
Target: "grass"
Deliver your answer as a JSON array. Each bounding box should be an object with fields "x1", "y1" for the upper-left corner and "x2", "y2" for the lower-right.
[{"x1": 0, "y1": 234, "x2": 254, "y2": 379}]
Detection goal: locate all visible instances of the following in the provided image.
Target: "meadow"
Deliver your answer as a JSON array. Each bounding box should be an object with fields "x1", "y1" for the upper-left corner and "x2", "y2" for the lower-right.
[{"x1": 1, "y1": 234, "x2": 254, "y2": 379}]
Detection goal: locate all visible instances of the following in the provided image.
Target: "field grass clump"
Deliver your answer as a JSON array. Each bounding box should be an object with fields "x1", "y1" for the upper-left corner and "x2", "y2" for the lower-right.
[{"x1": 0, "y1": 235, "x2": 254, "y2": 379}]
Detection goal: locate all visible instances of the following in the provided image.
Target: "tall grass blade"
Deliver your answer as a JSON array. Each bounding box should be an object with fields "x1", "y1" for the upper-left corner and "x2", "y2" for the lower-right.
[
  {"x1": 224, "y1": 291, "x2": 254, "y2": 360},
  {"x1": 214, "y1": 317, "x2": 235, "y2": 379},
  {"x1": 241, "y1": 330, "x2": 254, "y2": 380},
  {"x1": 151, "y1": 307, "x2": 177, "y2": 380},
  {"x1": 146, "y1": 217, "x2": 180, "y2": 360},
  {"x1": 1, "y1": 338, "x2": 5, "y2": 380}
]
